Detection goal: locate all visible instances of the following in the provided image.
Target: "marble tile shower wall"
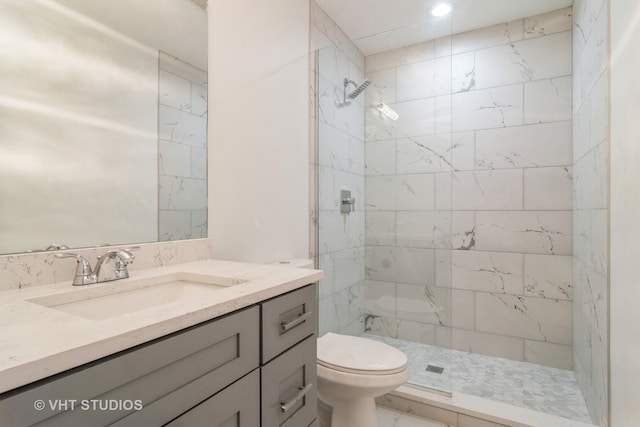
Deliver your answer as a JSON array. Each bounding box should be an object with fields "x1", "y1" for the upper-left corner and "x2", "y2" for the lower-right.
[
  {"x1": 364, "y1": 7, "x2": 576, "y2": 370},
  {"x1": 311, "y1": 2, "x2": 367, "y2": 337},
  {"x1": 572, "y1": 0, "x2": 609, "y2": 425},
  {"x1": 158, "y1": 52, "x2": 208, "y2": 242}
]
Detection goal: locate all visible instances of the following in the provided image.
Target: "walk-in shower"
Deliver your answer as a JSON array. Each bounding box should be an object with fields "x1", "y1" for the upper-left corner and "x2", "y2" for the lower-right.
[{"x1": 312, "y1": 0, "x2": 601, "y2": 425}]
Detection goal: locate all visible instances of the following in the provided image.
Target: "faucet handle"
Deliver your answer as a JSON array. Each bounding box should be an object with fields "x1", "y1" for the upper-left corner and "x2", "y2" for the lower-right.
[{"x1": 54, "y1": 253, "x2": 97, "y2": 286}]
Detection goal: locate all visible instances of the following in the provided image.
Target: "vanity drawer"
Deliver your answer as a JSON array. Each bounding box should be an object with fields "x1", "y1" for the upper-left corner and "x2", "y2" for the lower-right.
[
  {"x1": 164, "y1": 369, "x2": 260, "y2": 427},
  {"x1": 0, "y1": 306, "x2": 259, "y2": 427},
  {"x1": 261, "y1": 284, "x2": 316, "y2": 363},
  {"x1": 261, "y1": 334, "x2": 317, "y2": 427}
]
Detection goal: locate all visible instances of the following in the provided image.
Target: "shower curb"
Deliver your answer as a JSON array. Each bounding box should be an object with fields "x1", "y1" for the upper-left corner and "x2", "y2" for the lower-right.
[{"x1": 377, "y1": 385, "x2": 599, "y2": 427}]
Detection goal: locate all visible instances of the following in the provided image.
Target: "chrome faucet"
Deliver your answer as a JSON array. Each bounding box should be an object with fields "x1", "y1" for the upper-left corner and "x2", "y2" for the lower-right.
[
  {"x1": 54, "y1": 253, "x2": 96, "y2": 286},
  {"x1": 94, "y1": 249, "x2": 136, "y2": 282},
  {"x1": 55, "y1": 247, "x2": 138, "y2": 286}
]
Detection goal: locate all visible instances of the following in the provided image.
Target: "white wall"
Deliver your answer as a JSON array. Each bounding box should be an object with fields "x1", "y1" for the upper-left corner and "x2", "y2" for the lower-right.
[
  {"x1": 208, "y1": 0, "x2": 310, "y2": 263},
  {"x1": 610, "y1": 0, "x2": 640, "y2": 425}
]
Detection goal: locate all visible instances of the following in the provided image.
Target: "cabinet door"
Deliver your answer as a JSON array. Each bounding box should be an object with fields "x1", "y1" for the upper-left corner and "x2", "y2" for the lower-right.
[
  {"x1": 262, "y1": 284, "x2": 316, "y2": 363},
  {"x1": 0, "y1": 306, "x2": 259, "y2": 427},
  {"x1": 261, "y1": 335, "x2": 317, "y2": 427},
  {"x1": 165, "y1": 369, "x2": 260, "y2": 427}
]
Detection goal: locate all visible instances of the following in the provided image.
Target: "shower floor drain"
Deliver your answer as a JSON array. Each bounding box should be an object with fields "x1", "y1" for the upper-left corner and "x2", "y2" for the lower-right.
[{"x1": 425, "y1": 365, "x2": 444, "y2": 374}]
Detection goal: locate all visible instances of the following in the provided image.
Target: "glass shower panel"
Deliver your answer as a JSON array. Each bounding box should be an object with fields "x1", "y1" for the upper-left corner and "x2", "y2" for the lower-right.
[
  {"x1": 312, "y1": 5, "x2": 368, "y2": 339},
  {"x1": 312, "y1": 0, "x2": 454, "y2": 394},
  {"x1": 360, "y1": 15, "x2": 454, "y2": 394}
]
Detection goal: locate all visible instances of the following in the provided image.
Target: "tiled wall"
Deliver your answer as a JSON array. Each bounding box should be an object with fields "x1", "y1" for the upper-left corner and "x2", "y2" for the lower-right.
[
  {"x1": 158, "y1": 52, "x2": 208, "y2": 241},
  {"x1": 364, "y1": 8, "x2": 575, "y2": 369},
  {"x1": 572, "y1": 0, "x2": 609, "y2": 424},
  {"x1": 312, "y1": 2, "x2": 367, "y2": 337},
  {"x1": 363, "y1": 28, "x2": 455, "y2": 348}
]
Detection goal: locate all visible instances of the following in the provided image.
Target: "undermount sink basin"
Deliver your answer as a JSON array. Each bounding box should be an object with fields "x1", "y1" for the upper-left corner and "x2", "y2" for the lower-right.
[{"x1": 27, "y1": 272, "x2": 247, "y2": 321}]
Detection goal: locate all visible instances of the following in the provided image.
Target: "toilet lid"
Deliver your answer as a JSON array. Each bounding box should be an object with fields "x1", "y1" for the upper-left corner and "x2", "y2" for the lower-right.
[{"x1": 317, "y1": 333, "x2": 408, "y2": 375}]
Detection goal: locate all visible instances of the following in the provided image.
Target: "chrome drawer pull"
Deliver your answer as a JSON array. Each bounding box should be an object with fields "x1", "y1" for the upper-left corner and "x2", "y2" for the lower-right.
[
  {"x1": 280, "y1": 311, "x2": 313, "y2": 333},
  {"x1": 280, "y1": 383, "x2": 313, "y2": 413}
]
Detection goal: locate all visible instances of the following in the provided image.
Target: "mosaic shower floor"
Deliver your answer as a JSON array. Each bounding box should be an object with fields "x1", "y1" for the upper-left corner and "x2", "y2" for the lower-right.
[{"x1": 364, "y1": 334, "x2": 593, "y2": 424}]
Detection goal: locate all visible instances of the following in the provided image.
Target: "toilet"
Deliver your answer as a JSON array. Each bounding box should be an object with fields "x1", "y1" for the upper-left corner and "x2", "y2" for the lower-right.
[{"x1": 316, "y1": 333, "x2": 410, "y2": 427}]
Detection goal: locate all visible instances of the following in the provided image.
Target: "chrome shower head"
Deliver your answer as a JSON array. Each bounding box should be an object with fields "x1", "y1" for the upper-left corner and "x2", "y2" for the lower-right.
[
  {"x1": 348, "y1": 79, "x2": 371, "y2": 99},
  {"x1": 343, "y1": 78, "x2": 371, "y2": 102}
]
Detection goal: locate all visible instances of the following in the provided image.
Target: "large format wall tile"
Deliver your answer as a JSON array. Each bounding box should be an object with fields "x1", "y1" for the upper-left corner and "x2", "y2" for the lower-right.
[
  {"x1": 318, "y1": 210, "x2": 365, "y2": 254},
  {"x1": 475, "y1": 31, "x2": 572, "y2": 89},
  {"x1": 366, "y1": 246, "x2": 435, "y2": 285},
  {"x1": 366, "y1": 40, "x2": 436, "y2": 73},
  {"x1": 452, "y1": 84, "x2": 524, "y2": 131},
  {"x1": 365, "y1": 279, "x2": 397, "y2": 318},
  {"x1": 396, "y1": 56, "x2": 451, "y2": 101},
  {"x1": 452, "y1": 52, "x2": 476, "y2": 94},
  {"x1": 396, "y1": 211, "x2": 451, "y2": 249},
  {"x1": 475, "y1": 211, "x2": 572, "y2": 255},
  {"x1": 524, "y1": 254, "x2": 573, "y2": 300},
  {"x1": 475, "y1": 121, "x2": 572, "y2": 169},
  {"x1": 451, "y1": 328, "x2": 524, "y2": 361},
  {"x1": 451, "y1": 20, "x2": 524, "y2": 55},
  {"x1": 524, "y1": 7, "x2": 573, "y2": 39},
  {"x1": 524, "y1": 340, "x2": 573, "y2": 370},
  {"x1": 452, "y1": 250, "x2": 524, "y2": 294},
  {"x1": 366, "y1": 211, "x2": 397, "y2": 246},
  {"x1": 524, "y1": 76, "x2": 573, "y2": 124},
  {"x1": 524, "y1": 166, "x2": 573, "y2": 210},
  {"x1": 475, "y1": 293, "x2": 572, "y2": 345},
  {"x1": 396, "y1": 284, "x2": 451, "y2": 326},
  {"x1": 361, "y1": 6, "x2": 574, "y2": 370},
  {"x1": 397, "y1": 174, "x2": 436, "y2": 211},
  {"x1": 574, "y1": 142, "x2": 608, "y2": 210},
  {"x1": 396, "y1": 135, "x2": 453, "y2": 174},
  {"x1": 452, "y1": 169, "x2": 524, "y2": 210},
  {"x1": 365, "y1": 140, "x2": 396, "y2": 176}
]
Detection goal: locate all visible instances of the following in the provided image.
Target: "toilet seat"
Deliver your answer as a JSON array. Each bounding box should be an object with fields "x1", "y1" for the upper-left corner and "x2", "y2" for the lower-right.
[{"x1": 317, "y1": 333, "x2": 408, "y2": 375}]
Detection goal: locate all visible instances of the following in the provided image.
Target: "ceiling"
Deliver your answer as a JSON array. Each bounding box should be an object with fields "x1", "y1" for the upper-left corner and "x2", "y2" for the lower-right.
[{"x1": 314, "y1": 0, "x2": 574, "y2": 55}]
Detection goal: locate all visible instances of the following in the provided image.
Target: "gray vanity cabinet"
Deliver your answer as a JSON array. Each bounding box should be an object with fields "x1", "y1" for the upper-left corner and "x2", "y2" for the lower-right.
[
  {"x1": 261, "y1": 335, "x2": 316, "y2": 427},
  {"x1": 165, "y1": 369, "x2": 261, "y2": 427},
  {"x1": 0, "y1": 283, "x2": 318, "y2": 427},
  {"x1": 261, "y1": 284, "x2": 317, "y2": 427}
]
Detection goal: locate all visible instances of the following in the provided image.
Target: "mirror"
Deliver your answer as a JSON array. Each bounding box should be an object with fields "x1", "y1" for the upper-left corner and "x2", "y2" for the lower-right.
[{"x1": 0, "y1": 0, "x2": 208, "y2": 255}]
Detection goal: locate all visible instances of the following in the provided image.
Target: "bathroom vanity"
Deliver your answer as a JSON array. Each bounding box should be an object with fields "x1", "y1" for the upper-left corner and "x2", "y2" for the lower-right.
[{"x1": 0, "y1": 260, "x2": 321, "y2": 426}]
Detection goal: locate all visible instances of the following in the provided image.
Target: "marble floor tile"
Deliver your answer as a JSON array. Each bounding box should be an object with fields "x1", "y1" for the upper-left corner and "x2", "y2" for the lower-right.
[{"x1": 365, "y1": 334, "x2": 592, "y2": 424}]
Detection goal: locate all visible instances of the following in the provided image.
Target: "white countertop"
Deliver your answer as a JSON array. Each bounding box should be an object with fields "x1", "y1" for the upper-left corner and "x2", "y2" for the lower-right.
[{"x1": 0, "y1": 259, "x2": 322, "y2": 394}]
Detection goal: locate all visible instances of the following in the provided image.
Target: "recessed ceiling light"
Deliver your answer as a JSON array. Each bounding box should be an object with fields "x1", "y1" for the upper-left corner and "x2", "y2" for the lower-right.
[{"x1": 431, "y1": 2, "x2": 453, "y2": 17}]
